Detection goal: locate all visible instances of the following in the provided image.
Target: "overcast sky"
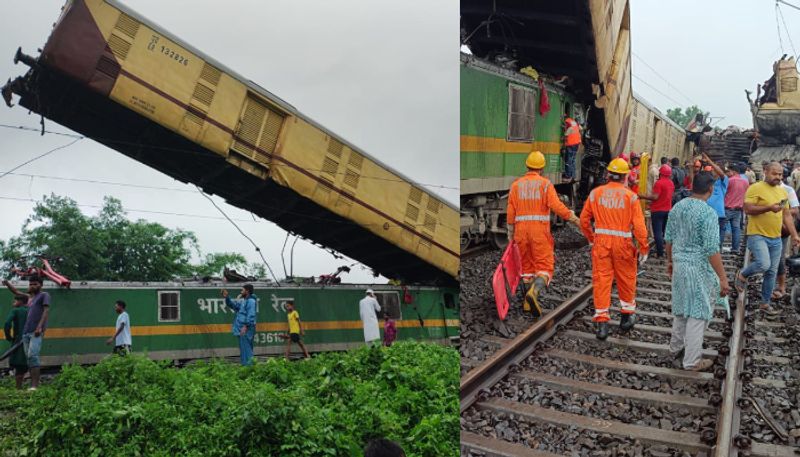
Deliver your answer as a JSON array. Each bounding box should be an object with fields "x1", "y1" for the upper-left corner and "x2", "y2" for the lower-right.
[
  {"x1": 630, "y1": 0, "x2": 800, "y2": 128},
  {"x1": 0, "y1": 0, "x2": 457, "y2": 284}
]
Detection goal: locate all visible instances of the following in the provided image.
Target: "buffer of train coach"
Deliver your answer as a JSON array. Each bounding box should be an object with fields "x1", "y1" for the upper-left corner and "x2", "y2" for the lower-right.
[{"x1": 2, "y1": 0, "x2": 459, "y2": 286}]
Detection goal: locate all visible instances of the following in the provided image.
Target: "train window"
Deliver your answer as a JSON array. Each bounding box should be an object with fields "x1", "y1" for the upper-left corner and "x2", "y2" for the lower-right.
[
  {"x1": 444, "y1": 293, "x2": 456, "y2": 309},
  {"x1": 374, "y1": 292, "x2": 401, "y2": 320},
  {"x1": 507, "y1": 84, "x2": 536, "y2": 142},
  {"x1": 158, "y1": 291, "x2": 180, "y2": 322}
]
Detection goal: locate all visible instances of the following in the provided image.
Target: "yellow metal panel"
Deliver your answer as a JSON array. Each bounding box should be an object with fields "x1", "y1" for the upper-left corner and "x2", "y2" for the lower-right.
[{"x1": 272, "y1": 118, "x2": 458, "y2": 278}]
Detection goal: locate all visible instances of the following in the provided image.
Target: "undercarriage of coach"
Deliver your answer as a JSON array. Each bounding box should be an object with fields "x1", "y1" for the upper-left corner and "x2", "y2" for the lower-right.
[{"x1": 460, "y1": 139, "x2": 607, "y2": 252}]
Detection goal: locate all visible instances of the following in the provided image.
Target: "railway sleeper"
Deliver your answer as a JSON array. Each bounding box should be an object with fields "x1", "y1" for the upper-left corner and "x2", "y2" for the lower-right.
[{"x1": 475, "y1": 398, "x2": 712, "y2": 453}]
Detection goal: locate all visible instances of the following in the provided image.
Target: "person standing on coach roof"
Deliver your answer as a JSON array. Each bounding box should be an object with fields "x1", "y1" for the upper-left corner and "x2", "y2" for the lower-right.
[
  {"x1": 580, "y1": 158, "x2": 649, "y2": 340},
  {"x1": 3, "y1": 277, "x2": 49, "y2": 390},
  {"x1": 507, "y1": 150, "x2": 580, "y2": 317},
  {"x1": 735, "y1": 162, "x2": 800, "y2": 314},
  {"x1": 665, "y1": 172, "x2": 730, "y2": 372},
  {"x1": 359, "y1": 289, "x2": 381, "y2": 345},
  {"x1": 106, "y1": 300, "x2": 131, "y2": 355},
  {"x1": 221, "y1": 284, "x2": 257, "y2": 366}
]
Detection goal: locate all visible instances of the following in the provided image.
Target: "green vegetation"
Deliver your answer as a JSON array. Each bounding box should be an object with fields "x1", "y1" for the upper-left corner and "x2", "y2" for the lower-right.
[
  {"x1": 0, "y1": 342, "x2": 458, "y2": 457},
  {"x1": 666, "y1": 105, "x2": 709, "y2": 128},
  {"x1": 0, "y1": 194, "x2": 266, "y2": 281}
]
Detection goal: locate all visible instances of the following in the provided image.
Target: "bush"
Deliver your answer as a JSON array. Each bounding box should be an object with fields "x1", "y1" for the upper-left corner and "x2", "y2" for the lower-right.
[{"x1": 0, "y1": 342, "x2": 458, "y2": 457}]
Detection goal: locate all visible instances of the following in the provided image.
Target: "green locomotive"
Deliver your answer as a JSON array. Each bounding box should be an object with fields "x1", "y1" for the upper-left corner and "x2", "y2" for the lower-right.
[
  {"x1": 460, "y1": 53, "x2": 600, "y2": 250},
  {"x1": 0, "y1": 280, "x2": 458, "y2": 367}
]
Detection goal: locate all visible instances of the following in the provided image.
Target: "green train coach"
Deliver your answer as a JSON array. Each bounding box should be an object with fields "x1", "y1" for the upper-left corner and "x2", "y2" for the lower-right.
[
  {"x1": 460, "y1": 53, "x2": 589, "y2": 249},
  {"x1": 0, "y1": 281, "x2": 459, "y2": 366}
]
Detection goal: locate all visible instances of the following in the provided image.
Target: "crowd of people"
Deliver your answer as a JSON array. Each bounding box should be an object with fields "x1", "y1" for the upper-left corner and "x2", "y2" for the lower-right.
[
  {"x1": 2, "y1": 279, "x2": 398, "y2": 390},
  {"x1": 507, "y1": 146, "x2": 800, "y2": 372}
]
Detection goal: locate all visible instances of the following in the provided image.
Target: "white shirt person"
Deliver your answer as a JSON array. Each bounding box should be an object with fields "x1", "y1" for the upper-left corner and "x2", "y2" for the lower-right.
[
  {"x1": 106, "y1": 300, "x2": 132, "y2": 355},
  {"x1": 359, "y1": 289, "x2": 381, "y2": 344}
]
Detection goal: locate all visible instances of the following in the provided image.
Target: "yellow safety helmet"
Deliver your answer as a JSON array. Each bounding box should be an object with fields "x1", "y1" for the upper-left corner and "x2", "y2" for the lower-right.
[
  {"x1": 526, "y1": 151, "x2": 546, "y2": 169},
  {"x1": 607, "y1": 158, "x2": 631, "y2": 174}
]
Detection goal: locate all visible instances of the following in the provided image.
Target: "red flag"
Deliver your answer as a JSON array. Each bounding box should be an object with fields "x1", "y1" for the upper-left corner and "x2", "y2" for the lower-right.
[
  {"x1": 538, "y1": 79, "x2": 551, "y2": 116},
  {"x1": 492, "y1": 242, "x2": 522, "y2": 320}
]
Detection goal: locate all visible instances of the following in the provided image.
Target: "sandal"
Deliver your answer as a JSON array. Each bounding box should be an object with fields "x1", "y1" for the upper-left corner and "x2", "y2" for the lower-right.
[
  {"x1": 734, "y1": 270, "x2": 746, "y2": 294},
  {"x1": 772, "y1": 291, "x2": 786, "y2": 300}
]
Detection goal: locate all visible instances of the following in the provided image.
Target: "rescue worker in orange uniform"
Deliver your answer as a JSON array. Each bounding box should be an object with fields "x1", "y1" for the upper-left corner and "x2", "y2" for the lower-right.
[
  {"x1": 563, "y1": 117, "x2": 582, "y2": 182},
  {"x1": 580, "y1": 158, "x2": 649, "y2": 340},
  {"x1": 507, "y1": 151, "x2": 580, "y2": 316}
]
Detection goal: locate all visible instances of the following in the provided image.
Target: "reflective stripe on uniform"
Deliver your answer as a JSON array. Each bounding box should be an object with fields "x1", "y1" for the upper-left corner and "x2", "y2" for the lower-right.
[
  {"x1": 594, "y1": 228, "x2": 632, "y2": 238},
  {"x1": 620, "y1": 300, "x2": 637, "y2": 312},
  {"x1": 516, "y1": 215, "x2": 550, "y2": 222},
  {"x1": 593, "y1": 308, "x2": 609, "y2": 318}
]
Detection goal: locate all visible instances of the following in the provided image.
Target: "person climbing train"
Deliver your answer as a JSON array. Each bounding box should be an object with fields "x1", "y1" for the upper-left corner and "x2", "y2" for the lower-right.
[
  {"x1": 580, "y1": 158, "x2": 649, "y2": 340},
  {"x1": 562, "y1": 116, "x2": 582, "y2": 182},
  {"x1": 507, "y1": 150, "x2": 580, "y2": 317}
]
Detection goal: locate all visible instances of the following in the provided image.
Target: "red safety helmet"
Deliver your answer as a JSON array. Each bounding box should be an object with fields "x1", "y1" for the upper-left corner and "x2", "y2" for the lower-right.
[{"x1": 659, "y1": 164, "x2": 672, "y2": 177}]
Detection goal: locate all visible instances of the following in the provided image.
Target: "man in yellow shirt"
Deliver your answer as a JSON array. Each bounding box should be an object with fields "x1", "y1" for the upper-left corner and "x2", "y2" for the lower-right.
[
  {"x1": 285, "y1": 301, "x2": 309, "y2": 360},
  {"x1": 735, "y1": 162, "x2": 800, "y2": 313}
]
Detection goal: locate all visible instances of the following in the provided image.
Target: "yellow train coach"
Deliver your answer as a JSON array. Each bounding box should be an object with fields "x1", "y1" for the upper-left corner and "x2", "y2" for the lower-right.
[{"x1": 3, "y1": 0, "x2": 458, "y2": 285}]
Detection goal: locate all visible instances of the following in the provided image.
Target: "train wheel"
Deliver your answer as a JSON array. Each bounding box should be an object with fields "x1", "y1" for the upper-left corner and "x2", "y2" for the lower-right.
[{"x1": 490, "y1": 232, "x2": 508, "y2": 250}]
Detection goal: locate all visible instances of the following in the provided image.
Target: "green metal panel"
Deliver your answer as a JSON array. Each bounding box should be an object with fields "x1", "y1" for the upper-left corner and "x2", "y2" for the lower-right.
[
  {"x1": 0, "y1": 285, "x2": 458, "y2": 360},
  {"x1": 460, "y1": 65, "x2": 510, "y2": 138},
  {"x1": 460, "y1": 63, "x2": 573, "y2": 181}
]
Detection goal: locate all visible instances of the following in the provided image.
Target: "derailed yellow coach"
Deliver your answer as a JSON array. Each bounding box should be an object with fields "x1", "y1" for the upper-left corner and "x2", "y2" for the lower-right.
[{"x1": 3, "y1": 0, "x2": 458, "y2": 285}]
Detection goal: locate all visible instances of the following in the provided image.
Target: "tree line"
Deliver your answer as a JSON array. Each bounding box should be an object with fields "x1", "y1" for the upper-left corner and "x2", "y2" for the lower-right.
[{"x1": 0, "y1": 194, "x2": 266, "y2": 282}]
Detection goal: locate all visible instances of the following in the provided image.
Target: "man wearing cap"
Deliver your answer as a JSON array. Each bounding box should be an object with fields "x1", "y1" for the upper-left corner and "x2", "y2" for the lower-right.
[
  {"x1": 580, "y1": 157, "x2": 649, "y2": 340},
  {"x1": 359, "y1": 289, "x2": 381, "y2": 345},
  {"x1": 507, "y1": 150, "x2": 580, "y2": 317}
]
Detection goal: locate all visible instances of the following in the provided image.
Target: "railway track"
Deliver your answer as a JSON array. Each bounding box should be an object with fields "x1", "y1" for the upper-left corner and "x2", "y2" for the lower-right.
[
  {"x1": 460, "y1": 246, "x2": 800, "y2": 456},
  {"x1": 460, "y1": 228, "x2": 591, "y2": 376}
]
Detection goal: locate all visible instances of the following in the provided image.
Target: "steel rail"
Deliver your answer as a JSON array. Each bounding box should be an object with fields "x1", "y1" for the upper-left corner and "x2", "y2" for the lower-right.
[
  {"x1": 459, "y1": 283, "x2": 592, "y2": 413},
  {"x1": 714, "y1": 248, "x2": 748, "y2": 456}
]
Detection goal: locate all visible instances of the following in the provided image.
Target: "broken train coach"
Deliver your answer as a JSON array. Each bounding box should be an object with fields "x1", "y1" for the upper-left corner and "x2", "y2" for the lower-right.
[
  {"x1": 2, "y1": 0, "x2": 458, "y2": 286},
  {"x1": 460, "y1": 53, "x2": 598, "y2": 250},
  {"x1": 0, "y1": 281, "x2": 459, "y2": 367},
  {"x1": 459, "y1": 54, "x2": 690, "y2": 251}
]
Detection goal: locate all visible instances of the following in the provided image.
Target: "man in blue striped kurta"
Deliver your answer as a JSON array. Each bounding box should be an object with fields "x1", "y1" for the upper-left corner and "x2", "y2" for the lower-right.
[
  {"x1": 665, "y1": 173, "x2": 731, "y2": 371},
  {"x1": 222, "y1": 284, "x2": 257, "y2": 366}
]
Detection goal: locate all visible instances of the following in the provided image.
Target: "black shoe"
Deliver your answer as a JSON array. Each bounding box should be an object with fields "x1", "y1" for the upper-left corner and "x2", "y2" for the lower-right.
[
  {"x1": 619, "y1": 313, "x2": 636, "y2": 332},
  {"x1": 596, "y1": 322, "x2": 609, "y2": 340}
]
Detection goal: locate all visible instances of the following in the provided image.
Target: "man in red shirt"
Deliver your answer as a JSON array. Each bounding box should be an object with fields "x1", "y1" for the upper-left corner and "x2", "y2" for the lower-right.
[
  {"x1": 724, "y1": 164, "x2": 750, "y2": 252},
  {"x1": 641, "y1": 164, "x2": 675, "y2": 258}
]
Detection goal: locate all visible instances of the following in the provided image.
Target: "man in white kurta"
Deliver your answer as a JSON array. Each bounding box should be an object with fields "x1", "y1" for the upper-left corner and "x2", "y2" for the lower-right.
[{"x1": 359, "y1": 289, "x2": 381, "y2": 344}]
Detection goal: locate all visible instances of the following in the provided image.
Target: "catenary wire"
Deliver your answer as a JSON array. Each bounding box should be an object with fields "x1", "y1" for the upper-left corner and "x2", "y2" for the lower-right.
[
  {"x1": 0, "y1": 124, "x2": 459, "y2": 192},
  {"x1": 0, "y1": 137, "x2": 82, "y2": 180},
  {"x1": 632, "y1": 52, "x2": 696, "y2": 106},
  {"x1": 195, "y1": 185, "x2": 280, "y2": 284}
]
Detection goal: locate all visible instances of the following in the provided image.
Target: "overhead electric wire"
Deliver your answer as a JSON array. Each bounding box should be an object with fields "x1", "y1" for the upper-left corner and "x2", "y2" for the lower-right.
[
  {"x1": 0, "y1": 195, "x2": 254, "y2": 222},
  {"x1": 632, "y1": 52, "x2": 696, "y2": 106},
  {"x1": 0, "y1": 137, "x2": 82, "y2": 180},
  {"x1": 631, "y1": 74, "x2": 686, "y2": 108},
  {"x1": 777, "y1": 2, "x2": 787, "y2": 54},
  {"x1": 195, "y1": 185, "x2": 281, "y2": 285},
  {"x1": 0, "y1": 123, "x2": 458, "y2": 192},
  {"x1": 777, "y1": 3, "x2": 798, "y2": 58},
  {"x1": 1, "y1": 170, "x2": 456, "y2": 231}
]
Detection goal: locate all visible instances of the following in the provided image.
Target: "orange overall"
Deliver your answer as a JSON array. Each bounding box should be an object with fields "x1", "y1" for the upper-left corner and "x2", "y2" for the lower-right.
[
  {"x1": 507, "y1": 171, "x2": 573, "y2": 285},
  {"x1": 580, "y1": 181, "x2": 649, "y2": 322}
]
